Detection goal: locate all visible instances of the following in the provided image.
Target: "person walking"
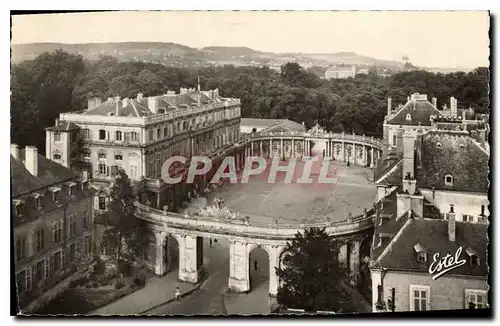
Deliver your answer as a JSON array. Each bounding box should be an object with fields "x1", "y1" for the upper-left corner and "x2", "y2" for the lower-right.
[
  {"x1": 209, "y1": 238, "x2": 212, "y2": 248},
  {"x1": 254, "y1": 260, "x2": 258, "y2": 272},
  {"x1": 175, "y1": 287, "x2": 181, "y2": 300}
]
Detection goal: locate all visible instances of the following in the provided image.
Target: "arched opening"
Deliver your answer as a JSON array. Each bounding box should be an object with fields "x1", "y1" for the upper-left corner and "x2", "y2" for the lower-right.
[
  {"x1": 164, "y1": 234, "x2": 179, "y2": 273},
  {"x1": 249, "y1": 246, "x2": 269, "y2": 292}
]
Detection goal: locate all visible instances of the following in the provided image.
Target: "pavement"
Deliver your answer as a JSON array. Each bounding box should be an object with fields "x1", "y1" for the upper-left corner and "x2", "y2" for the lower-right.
[{"x1": 90, "y1": 268, "x2": 201, "y2": 315}]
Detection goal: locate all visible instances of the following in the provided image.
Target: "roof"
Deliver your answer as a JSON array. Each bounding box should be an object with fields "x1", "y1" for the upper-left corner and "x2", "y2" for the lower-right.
[
  {"x1": 415, "y1": 130, "x2": 490, "y2": 193},
  {"x1": 374, "y1": 156, "x2": 403, "y2": 185},
  {"x1": 83, "y1": 98, "x2": 153, "y2": 117},
  {"x1": 11, "y1": 149, "x2": 78, "y2": 197},
  {"x1": 387, "y1": 95, "x2": 444, "y2": 126},
  {"x1": 240, "y1": 118, "x2": 306, "y2": 132},
  {"x1": 372, "y1": 217, "x2": 488, "y2": 277},
  {"x1": 45, "y1": 122, "x2": 80, "y2": 132}
]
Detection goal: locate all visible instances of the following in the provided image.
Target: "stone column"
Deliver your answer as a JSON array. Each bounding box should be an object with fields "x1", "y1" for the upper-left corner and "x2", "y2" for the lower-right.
[
  {"x1": 155, "y1": 231, "x2": 167, "y2": 275},
  {"x1": 338, "y1": 242, "x2": 348, "y2": 267},
  {"x1": 341, "y1": 141, "x2": 345, "y2": 162},
  {"x1": 280, "y1": 138, "x2": 284, "y2": 160},
  {"x1": 260, "y1": 140, "x2": 263, "y2": 156},
  {"x1": 291, "y1": 138, "x2": 294, "y2": 158},
  {"x1": 349, "y1": 240, "x2": 361, "y2": 285},
  {"x1": 251, "y1": 141, "x2": 254, "y2": 156},
  {"x1": 371, "y1": 148, "x2": 374, "y2": 168},
  {"x1": 266, "y1": 245, "x2": 282, "y2": 296},
  {"x1": 178, "y1": 235, "x2": 203, "y2": 283},
  {"x1": 363, "y1": 146, "x2": 367, "y2": 167},
  {"x1": 228, "y1": 241, "x2": 250, "y2": 292}
]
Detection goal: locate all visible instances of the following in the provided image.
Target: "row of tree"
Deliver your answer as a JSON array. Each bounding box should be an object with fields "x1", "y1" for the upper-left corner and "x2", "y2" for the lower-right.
[{"x1": 11, "y1": 50, "x2": 489, "y2": 154}]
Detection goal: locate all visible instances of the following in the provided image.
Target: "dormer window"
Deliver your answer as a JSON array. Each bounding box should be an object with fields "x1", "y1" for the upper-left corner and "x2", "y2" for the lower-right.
[
  {"x1": 406, "y1": 113, "x2": 412, "y2": 121},
  {"x1": 459, "y1": 144, "x2": 465, "y2": 149},
  {"x1": 54, "y1": 133, "x2": 61, "y2": 142},
  {"x1": 466, "y1": 247, "x2": 480, "y2": 266},
  {"x1": 445, "y1": 174, "x2": 454, "y2": 186},
  {"x1": 66, "y1": 182, "x2": 76, "y2": 197},
  {"x1": 31, "y1": 193, "x2": 43, "y2": 209},
  {"x1": 48, "y1": 187, "x2": 61, "y2": 203},
  {"x1": 414, "y1": 243, "x2": 427, "y2": 262},
  {"x1": 53, "y1": 153, "x2": 62, "y2": 160},
  {"x1": 13, "y1": 199, "x2": 24, "y2": 217},
  {"x1": 436, "y1": 143, "x2": 442, "y2": 149}
]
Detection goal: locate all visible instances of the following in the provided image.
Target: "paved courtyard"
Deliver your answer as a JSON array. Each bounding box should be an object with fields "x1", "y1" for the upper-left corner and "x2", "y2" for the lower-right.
[{"x1": 206, "y1": 155, "x2": 376, "y2": 225}]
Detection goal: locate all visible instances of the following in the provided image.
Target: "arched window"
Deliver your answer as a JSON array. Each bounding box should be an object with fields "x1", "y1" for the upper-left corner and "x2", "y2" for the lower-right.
[
  {"x1": 406, "y1": 113, "x2": 412, "y2": 121},
  {"x1": 444, "y1": 174, "x2": 453, "y2": 186},
  {"x1": 98, "y1": 152, "x2": 107, "y2": 160},
  {"x1": 436, "y1": 143, "x2": 442, "y2": 149}
]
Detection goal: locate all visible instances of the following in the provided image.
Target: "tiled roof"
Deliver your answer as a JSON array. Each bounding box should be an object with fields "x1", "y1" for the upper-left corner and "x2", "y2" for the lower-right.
[
  {"x1": 415, "y1": 131, "x2": 490, "y2": 193},
  {"x1": 374, "y1": 156, "x2": 403, "y2": 185},
  {"x1": 45, "y1": 122, "x2": 80, "y2": 132},
  {"x1": 387, "y1": 98, "x2": 444, "y2": 126},
  {"x1": 11, "y1": 149, "x2": 78, "y2": 197},
  {"x1": 372, "y1": 218, "x2": 488, "y2": 277}
]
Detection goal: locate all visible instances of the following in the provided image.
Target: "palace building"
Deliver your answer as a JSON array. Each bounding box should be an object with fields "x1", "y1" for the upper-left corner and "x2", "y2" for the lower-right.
[{"x1": 45, "y1": 87, "x2": 242, "y2": 214}]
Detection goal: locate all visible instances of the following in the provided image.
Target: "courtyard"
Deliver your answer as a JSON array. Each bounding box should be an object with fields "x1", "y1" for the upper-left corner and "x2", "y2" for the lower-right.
[{"x1": 205, "y1": 154, "x2": 376, "y2": 225}]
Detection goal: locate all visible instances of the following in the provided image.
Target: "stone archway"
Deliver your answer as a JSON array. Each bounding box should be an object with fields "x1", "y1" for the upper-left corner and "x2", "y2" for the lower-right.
[{"x1": 248, "y1": 245, "x2": 270, "y2": 292}]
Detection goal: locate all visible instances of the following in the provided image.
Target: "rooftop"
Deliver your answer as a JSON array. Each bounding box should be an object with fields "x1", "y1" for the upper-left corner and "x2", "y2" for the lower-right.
[{"x1": 387, "y1": 93, "x2": 444, "y2": 126}]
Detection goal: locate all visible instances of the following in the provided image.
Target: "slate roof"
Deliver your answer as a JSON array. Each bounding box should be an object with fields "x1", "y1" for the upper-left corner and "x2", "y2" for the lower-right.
[
  {"x1": 45, "y1": 122, "x2": 80, "y2": 132},
  {"x1": 415, "y1": 130, "x2": 490, "y2": 193},
  {"x1": 387, "y1": 98, "x2": 444, "y2": 126},
  {"x1": 83, "y1": 98, "x2": 153, "y2": 117},
  {"x1": 11, "y1": 149, "x2": 78, "y2": 197},
  {"x1": 372, "y1": 218, "x2": 488, "y2": 277},
  {"x1": 374, "y1": 156, "x2": 403, "y2": 185},
  {"x1": 240, "y1": 118, "x2": 306, "y2": 132}
]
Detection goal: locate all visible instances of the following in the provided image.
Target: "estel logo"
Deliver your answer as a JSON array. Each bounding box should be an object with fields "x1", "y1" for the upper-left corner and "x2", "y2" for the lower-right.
[{"x1": 428, "y1": 247, "x2": 467, "y2": 280}]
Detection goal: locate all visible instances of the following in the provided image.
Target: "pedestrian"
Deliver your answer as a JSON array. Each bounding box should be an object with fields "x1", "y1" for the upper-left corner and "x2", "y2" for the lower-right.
[
  {"x1": 175, "y1": 287, "x2": 181, "y2": 300},
  {"x1": 209, "y1": 238, "x2": 212, "y2": 247},
  {"x1": 254, "y1": 260, "x2": 258, "y2": 271}
]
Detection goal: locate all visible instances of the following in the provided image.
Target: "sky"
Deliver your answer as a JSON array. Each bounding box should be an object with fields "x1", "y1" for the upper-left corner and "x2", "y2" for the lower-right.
[{"x1": 12, "y1": 11, "x2": 490, "y2": 68}]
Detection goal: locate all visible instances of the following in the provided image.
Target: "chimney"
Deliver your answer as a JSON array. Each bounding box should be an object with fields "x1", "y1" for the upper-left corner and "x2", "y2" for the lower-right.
[
  {"x1": 87, "y1": 97, "x2": 102, "y2": 110},
  {"x1": 25, "y1": 146, "x2": 38, "y2": 177},
  {"x1": 447, "y1": 204, "x2": 456, "y2": 242},
  {"x1": 402, "y1": 134, "x2": 415, "y2": 179},
  {"x1": 387, "y1": 97, "x2": 392, "y2": 116},
  {"x1": 137, "y1": 93, "x2": 143, "y2": 100},
  {"x1": 148, "y1": 96, "x2": 157, "y2": 114},
  {"x1": 432, "y1": 97, "x2": 437, "y2": 108},
  {"x1": 396, "y1": 127, "x2": 404, "y2": 154},
  {"x1": 450, "y1": 97, "x2": 458, "y2": 118},
  {"x1": 122, "y1": 98, "x2": 129, "y2": 108},
  {"x1": 55, "y1": 118, "x2": 59, "y2": 126},
  {"x1": 10, "y1": 144, "x2": 19, "y2": 159}
]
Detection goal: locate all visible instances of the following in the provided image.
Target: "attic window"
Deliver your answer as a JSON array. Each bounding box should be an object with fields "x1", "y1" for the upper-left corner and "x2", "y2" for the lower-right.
[
  {"x1": 53, "y1": 153, "x2": 62, "y2": 160},
  {"x1": 48, "y1": 187, "x2": 61, "y2": 202},
  {"x1": 13, "y1": 199, "x2": 24, "y2": 216},
  {"x1": 466, "y1": 247, "x2": 480, "y2": 266},
  {"x1": 406, "y1": 113, "x2": 412, "y2": 121},
  {"x1": 459, "y1": 144, "x2": 465, "y2": 149},
  {"x1": 66, "y1": 182, "x2": 76, "y2": 196},
  {"x1": 158, "y1": 109, "x2": 165, "y2": 114},
  {"x1": 31, "y1": 193, "x2": 43, "y2": 209},
  {"x1": 436, "y1": 143, "x2": 442, "y2": 149},
  {"x1": 444, "y1": 174, "x2": 454, "y2": 186},
  {"x1": 414, "y1": 243, "x2": 427, "y2": 262}
]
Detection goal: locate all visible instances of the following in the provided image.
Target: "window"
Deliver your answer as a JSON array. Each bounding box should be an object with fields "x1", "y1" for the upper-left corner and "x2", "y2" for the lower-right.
[
  {"x1": 52, "y1": 190, "x2": 60, "y2": 203},
  {"x1": 417, "y1": 252, "x2": 427, "y2": 263},
  {"x1": 98, "y1": 163, "x2": 108, "y2": 175},
  {"x1": 98, "y1": 196, "x2": 106, "y2": 211},
  {"x1": 14, "y1": 200, "x2": 24, "y2": 217},
  {"x1": 164, "y1": 127, "x2": 168, "y2": 138},
  {"x1": 157, "y1": 128, "x2": 161, "y2": 139},
  {"x1": 130, "y1": 132, "x2": 138, "y2": 142},
  {"x1": 53, "y1": 251, "x2": 62, "y2": 272},
  {"x1": 84, "y1": 236, "x2": 91, "y2": 255},
  {"x1": 99, "y1": 129, "x2": 106, "y2": 140},
  {"x1": 83, "y1": 150, "x2": 91, "y2": 159},
  {"x1": 114, "y1": 155, "x2": 123, "y2": 161},
  {"x1": 462, "y1": 214, "x2": 474, "y2": 222},
  {"x1": 406, "y1": 113, "x2": 412, "y2": 121},
  {"x1": 409, "y1": 285, "x2": 430, "y2": 311},
  {"x1": 444, "y1": 175, "x2": 453, "y2": 186},
  {"x1": 68, "y1": 185, "x2": 75, "y2": 197},
  {"x1": 34, "y1": 195, "x2": 43, "y2": 209},
  {"x1": 68, "y1": 214, "x2": 77, "y2": 237},
  {"x1": 115, "y1": 131, "x2": 122, "y2": 141},
  {"x1": 35, "y1": 229, "x2": 44, "y2": 252},
  {"x1": 15, "y1": 236, "x2": 26, "y2": 261},
  {"x1": 129, "y1": 164, "x2": 138, "y2": 179},
  {"x1": 69, "y1": 243, "x2": 76, "y2": 262},
  {"x1": 53, "y1": 153, "x2": 62, "y2": 160},
  {"x1": 35, "y1": 260, "x2": 44, "y2": 285},
  {"x1": 465, "y1": 289, "x2": 487, "y2": 309},
  {"x1": 54, "y1": 133, "x2": 61, "y2": 142},
  {"x1": 52, "y1": 221, "x2": 63, "y2": 243},
  {"x1": 436, "y1": 143, "x2": 442, "y2": 149},
  {"x1": 82, "y1": 128, "x2": 90, "y2": 139},
  {"x1": 98, "y1": 152, "x2": 106, "y2": 160},
  {"x1": 83, "y1": 210, "x2": 89, "y2": 230},
  {"x1": 149, "y1": 130, "x2": 154, "y2": 142},
  {"x1": 16, "y1": 270, "x2": 26, "y2": 293}
]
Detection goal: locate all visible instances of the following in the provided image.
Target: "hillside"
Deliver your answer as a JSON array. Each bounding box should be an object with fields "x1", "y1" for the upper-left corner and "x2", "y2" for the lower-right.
[{"x1": 12, "y1": 42, "x2": 405, "y2": 70}]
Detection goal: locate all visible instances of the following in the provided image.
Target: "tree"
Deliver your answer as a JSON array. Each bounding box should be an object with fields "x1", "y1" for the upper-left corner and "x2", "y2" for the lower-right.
[
  {"x1": 276, "y1": 227, "x2": 349, "y2": 312},
  {"x1": 100, "y1": 169, "x2": 149, "y2": 272}
]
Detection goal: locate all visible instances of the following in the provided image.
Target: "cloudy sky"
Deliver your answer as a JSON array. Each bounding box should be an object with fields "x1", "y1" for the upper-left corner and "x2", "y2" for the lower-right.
[{"x1": 12, "y1": 11, "x2": 490, "y2": 68}]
